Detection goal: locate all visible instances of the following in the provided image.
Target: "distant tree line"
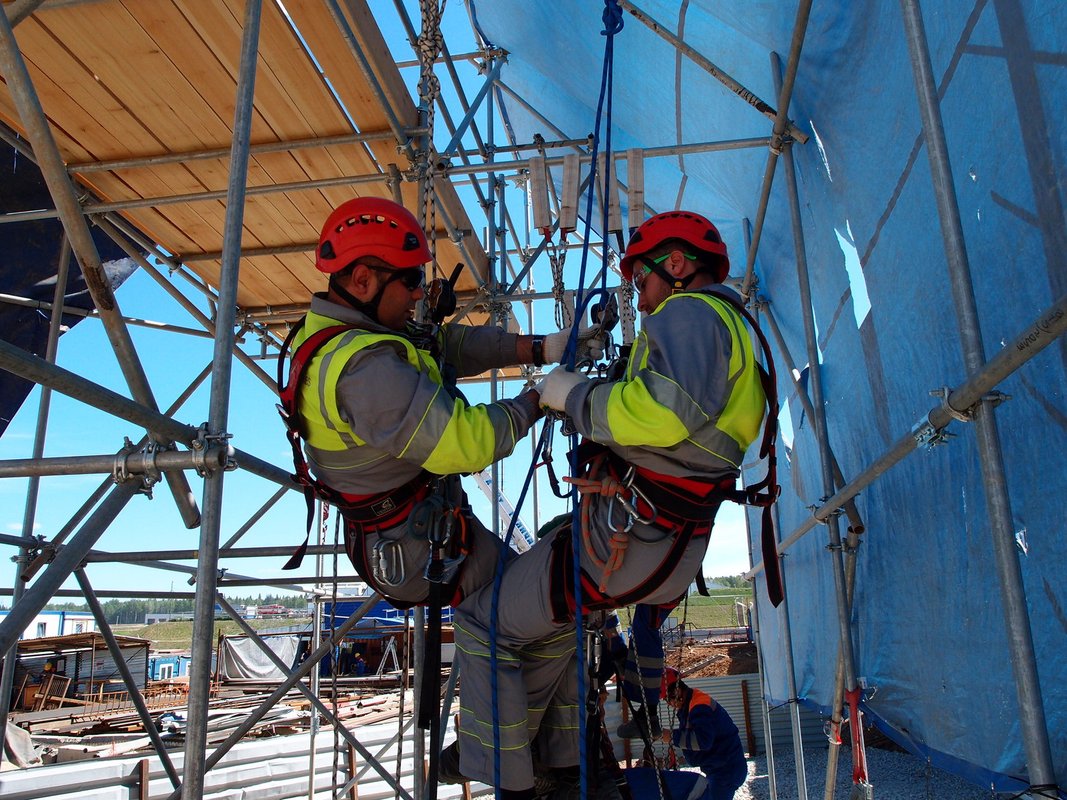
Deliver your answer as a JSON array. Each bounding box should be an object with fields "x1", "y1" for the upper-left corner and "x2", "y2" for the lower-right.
[
  {"x1": 706, "y1": 574, "x2": 750, "y2": 590},
  {"x1": 32, "y1": 594, "x2": 308, "y2": 624}
]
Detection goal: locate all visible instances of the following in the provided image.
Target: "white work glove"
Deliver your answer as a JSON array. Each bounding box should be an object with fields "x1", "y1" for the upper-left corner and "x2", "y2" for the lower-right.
[
  {"x1": 542, "y1": 326, "x2": 607, "y2": 365},
  {"x1": 538, "y1": 365, "x2": 591, "y2": 412}
]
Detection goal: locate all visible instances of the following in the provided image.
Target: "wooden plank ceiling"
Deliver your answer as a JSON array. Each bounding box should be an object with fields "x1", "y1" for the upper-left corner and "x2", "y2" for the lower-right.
[{"x1": 0, "y1": 0, "x2": 488, "y2": 318}]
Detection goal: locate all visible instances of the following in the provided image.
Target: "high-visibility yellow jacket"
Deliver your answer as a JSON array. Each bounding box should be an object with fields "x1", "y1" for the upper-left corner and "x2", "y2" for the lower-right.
[
  {"x1": 293, "y1": 296, "x2": 539, "y2": 495},
  {"x1": 565, "y1": 288, "x2": 767, "y2": 480}
]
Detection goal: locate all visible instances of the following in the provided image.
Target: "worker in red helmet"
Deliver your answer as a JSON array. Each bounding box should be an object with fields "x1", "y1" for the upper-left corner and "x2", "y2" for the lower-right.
[
  {"x1": 278, "y1": 196, "x2": 603, "y2": 609},
  {"x1": 450, "y1": 210, "x2": 770, "y2": 797},
  {"x1": 661, "y1": 668, "x2": 748, "y2": 799}
]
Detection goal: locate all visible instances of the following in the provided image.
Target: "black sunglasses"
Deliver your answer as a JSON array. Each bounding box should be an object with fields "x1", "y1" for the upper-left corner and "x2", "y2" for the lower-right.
[{"x1": 365, "y1": 264, "x2": 425, "y2": 292}]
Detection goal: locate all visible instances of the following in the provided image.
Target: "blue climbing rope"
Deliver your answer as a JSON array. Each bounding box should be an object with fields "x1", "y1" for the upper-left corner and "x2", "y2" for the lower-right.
[
  {"x1": 568, "y1": 4, "x2": 625, "y2": 799},
  {"x1": 482, "y1": 1, "x2": 625, "y2": 797}
]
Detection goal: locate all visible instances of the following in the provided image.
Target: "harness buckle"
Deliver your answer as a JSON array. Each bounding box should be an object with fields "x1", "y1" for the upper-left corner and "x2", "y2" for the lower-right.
[
  {"x1": 425, "y1": 551, "x2": 466, "y2": 586},
  {"x1": 371, "y1": 539, "x2": 406, "y2": 588}
]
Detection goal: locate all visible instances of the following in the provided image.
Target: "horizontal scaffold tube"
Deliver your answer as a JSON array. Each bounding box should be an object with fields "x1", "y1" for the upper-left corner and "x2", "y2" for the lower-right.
[
  {"x1": 0, "y1": 336, "x2": 296, "y2": 489},
  {"x1": 747, "y1": 290, "x2": 1067, "y2": 577},
  {"x1": 0, "y1": 446, "x2": 230, "y2": 479}
]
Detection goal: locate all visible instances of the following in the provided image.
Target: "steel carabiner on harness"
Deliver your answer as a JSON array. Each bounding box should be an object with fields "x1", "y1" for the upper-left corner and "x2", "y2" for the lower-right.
[
  {"x1": 542, "y1": 418, "x2": 573, "y2": 499},
  {"x1": 372, "y1": 538, "x2": 406, "y2": 588},
  {"x1": 606, "y1": 465, "x2": 658, "y2": 532}
]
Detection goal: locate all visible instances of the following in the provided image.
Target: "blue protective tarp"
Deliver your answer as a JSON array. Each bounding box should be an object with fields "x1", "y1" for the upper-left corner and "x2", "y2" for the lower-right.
[
  {"x1": 473, "y1": 0, "x2": 1066, "y2": 793},
  {"x1": 0, "y1": 143, "x2": 135, "y2": 436}
]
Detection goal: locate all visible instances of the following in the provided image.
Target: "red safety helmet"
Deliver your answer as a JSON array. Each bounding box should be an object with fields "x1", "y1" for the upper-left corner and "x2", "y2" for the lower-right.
[
  {"x1": 620, "y1": 210, "x2": 730, "y2": 284},
  {"x1": 316, "y1": 197, "x2": 432, "y2": 274},
  {"x1": 660, "y1": 666, "x2": 682, "y2": 700}
]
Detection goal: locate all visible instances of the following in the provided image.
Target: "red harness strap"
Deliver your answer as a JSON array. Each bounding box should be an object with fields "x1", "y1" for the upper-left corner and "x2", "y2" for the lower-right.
[
  {"x1": 548, "y1": 453, "x2": 731, "y2": 623},
  {"x1": 706, "y1": 290, "x2": 785, "y2": 608},
  {"x1": 276, "y1": 319, "x2": 433, "y2": 570}
]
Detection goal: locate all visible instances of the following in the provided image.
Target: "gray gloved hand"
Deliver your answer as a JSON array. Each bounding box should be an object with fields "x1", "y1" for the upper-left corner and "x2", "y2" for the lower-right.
[
  {"x1": 538, "y1": 365, "x2": 590, "y2": 411},
  {"x1": 543, "y1": 326, "x2": 607, "y2": 364}
]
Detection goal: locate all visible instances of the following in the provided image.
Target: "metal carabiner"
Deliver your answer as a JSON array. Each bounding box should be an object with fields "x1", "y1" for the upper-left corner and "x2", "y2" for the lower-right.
[
  {"x1": 542, "y1": 418, "x2": 573, "y2": 499},
  {"x1": 372, "y1": 539, "x2": 406, "y2": 588},
  {"x1": 605, "y1": 494, "x2": 636, "y2": 533},
  {"x1": 618, "y1": 466, "x2": 657, "y2": 525}
]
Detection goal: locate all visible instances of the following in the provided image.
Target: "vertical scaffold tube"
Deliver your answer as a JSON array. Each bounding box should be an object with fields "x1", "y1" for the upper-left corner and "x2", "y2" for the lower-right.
[
  {"x1": 899, "y1": 0, "x2": 1057, "y2": 792},
  {"x1": 181, "y1": 2, "x2": 261, "y2": 797}
]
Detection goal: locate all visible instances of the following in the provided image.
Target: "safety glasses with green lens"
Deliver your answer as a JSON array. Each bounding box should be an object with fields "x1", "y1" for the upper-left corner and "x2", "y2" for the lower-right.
[{"x1": 634, "y1": 251, "x2": 697, "y2": 289}]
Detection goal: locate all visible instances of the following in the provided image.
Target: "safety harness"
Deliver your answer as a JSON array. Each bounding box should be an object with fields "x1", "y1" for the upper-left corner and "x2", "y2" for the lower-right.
[
  {"x1": 546, "y1": 287, "x2": 785, "y2": 617},
  {"x1": 275, "y1": 318, "x2": 471, "y2": 608}
]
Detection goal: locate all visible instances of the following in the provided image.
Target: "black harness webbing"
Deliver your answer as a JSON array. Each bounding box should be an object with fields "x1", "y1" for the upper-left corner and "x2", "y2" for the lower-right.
[
  {"x1": 705, "y1": 289, "x2": 785, "y2": 607},
  {"x1": 276, "y1": 318, "x2": 433, "y2": 573}
]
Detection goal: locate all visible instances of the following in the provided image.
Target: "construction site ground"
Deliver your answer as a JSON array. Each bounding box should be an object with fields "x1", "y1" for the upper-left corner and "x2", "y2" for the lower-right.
[{"x1": 670, "y1": 639, "x2": 759, "y2": 678}]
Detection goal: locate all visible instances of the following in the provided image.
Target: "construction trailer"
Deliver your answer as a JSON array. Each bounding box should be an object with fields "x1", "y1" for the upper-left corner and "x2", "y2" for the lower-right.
[
  {"x1": 5, "y1": 632, "x2": 149, "y2": 711},
  {"x1": 0, "y1": 608, "x2": 97, "y2": 640},
  {"x1": 0, "y1": 1, "x2": 1063, "y2": 799}
]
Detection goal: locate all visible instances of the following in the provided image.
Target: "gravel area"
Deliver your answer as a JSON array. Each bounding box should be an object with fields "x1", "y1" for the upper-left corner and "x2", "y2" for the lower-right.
[{"x1": 735, "y1": 746, "x2": 992, "y2": 800}]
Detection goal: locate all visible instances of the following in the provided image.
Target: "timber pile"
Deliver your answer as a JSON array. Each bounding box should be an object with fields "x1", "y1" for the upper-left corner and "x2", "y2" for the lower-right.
[{"x1": 12, "y1": 687, "x2": 414, "y2": 761}]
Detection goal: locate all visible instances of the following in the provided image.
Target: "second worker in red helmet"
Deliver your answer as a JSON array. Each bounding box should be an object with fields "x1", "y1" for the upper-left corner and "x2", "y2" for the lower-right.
[{"x1": 449, "y1": 210, "x2": 769, "y2": 797}]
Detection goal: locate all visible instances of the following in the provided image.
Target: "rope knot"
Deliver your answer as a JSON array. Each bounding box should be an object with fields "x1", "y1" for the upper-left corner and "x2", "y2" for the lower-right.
[{"x1": 601, "y1": 0, "x2": 624, "y2": 36}]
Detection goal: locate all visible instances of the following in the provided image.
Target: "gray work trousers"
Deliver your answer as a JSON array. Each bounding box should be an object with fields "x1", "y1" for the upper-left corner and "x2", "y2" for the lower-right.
[{"x1": 454, "y1": 492, "x2": 719, "y2": 790}]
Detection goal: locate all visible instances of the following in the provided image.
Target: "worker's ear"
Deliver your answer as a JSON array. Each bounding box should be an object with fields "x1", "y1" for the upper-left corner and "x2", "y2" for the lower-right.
[
  {"x1": 665, "y1": 249, "x2": 691, "y2": 278},
  {"x1": 345, "y1": 263, "x2": 378, "y2": 300}
]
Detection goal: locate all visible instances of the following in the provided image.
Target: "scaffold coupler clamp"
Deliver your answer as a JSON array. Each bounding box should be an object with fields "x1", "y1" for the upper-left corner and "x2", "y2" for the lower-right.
[
  {"x1": 911, "y1": 407, "x2": 956, "y2": 451},
  {"x1": 192, "y1": 423, "x2": 237, "y2": 475},
  {"x1": 809, "y1": 499, "x2": 842, "y2": 527},
  {"x1": 112, "y1": 437, "x2": 161, "y2": 495},
  {"x1": 823, "y1": 717, "x2": 844, "y2": 746}
]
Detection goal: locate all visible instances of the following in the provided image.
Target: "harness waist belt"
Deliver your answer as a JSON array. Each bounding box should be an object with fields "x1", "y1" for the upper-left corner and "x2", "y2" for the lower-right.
[
  {"x1": 604, "y1": 451, "x2": 736, "y2": 528},
  {"x1": 335, "y1": 470, "x2": 433, "y2": 530}
]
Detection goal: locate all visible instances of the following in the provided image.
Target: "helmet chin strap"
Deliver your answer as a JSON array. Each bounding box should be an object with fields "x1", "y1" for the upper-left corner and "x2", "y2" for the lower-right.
[
  {"x1": 331, "y1": 275, "x2": 387, "y2": 323},
  {"x1": 642, "y1": 258, "x2": 701, "y2": 294}
]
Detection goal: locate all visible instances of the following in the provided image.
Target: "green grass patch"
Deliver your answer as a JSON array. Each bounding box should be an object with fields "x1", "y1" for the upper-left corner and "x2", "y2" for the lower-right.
[{"x1": 614, "y1": 589, "x2": 753, "y2": 632}]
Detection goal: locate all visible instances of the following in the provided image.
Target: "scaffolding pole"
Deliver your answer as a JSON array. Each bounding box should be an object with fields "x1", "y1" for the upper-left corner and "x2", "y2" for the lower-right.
[
  {"x1": 0, "y1": 337, "x2": 293, "y2": 486},
  {"x1": 180, "y1": 2, "x2": 261, "y2": 795},
  {"x1": 0, "y1": 446, "x2": 230, "y2": 479},
  {"x1": 739, "y1": 0, "x2": 813, "y2": 299},
  {"x1": 0, "y1": 235, "x2": 70, "y2": 753},
  {"x1": 0, "y1": 481, "x2": 142, "y2": 654},
  {"x1": 899, "y1": 0, "x2": 1058, "y2": 792},
  {"x1": 210, "y1": 594, "x2": 417, "y2": 800},
  {"x1": 757, "y1": 300, "x2": 864, "y2": 798},
  {"x1": 748, "y1": 285, "x2": 1067, "y2": 575},
  {"x1": 616, "y1": 0, "x2": 808, "y2": 144},
  {"x1": 74, "y1": 568, "x2": 182, "y2": 789}
]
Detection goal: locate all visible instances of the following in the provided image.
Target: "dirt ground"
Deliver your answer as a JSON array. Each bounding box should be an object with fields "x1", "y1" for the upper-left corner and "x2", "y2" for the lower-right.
[{"x1": 669, "y1": 639, "x2": 759, "y2": 677}]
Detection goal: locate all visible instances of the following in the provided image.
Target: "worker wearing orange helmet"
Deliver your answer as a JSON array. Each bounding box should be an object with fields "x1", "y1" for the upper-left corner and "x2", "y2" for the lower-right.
[
  {"x1": 450, "y1": 210, "x2": 772, "y2": 797},
  {"x1": 661, "y1": 667, "x2": 748, "y2": 799},
  {"x1": 278, "y1": 196, "x2": 603, "y2": 608}
]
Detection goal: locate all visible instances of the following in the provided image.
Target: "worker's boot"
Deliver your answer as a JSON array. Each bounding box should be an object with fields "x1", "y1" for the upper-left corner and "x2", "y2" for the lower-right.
[
  {"x1": 437, "y1": 740, "x2": 467, "y2": 784},
  {"x1": 616, "y1": 705, "x2": 661, "y2": 740}
]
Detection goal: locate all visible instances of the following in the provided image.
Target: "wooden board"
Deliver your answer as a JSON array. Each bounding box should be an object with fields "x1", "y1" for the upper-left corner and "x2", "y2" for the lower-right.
[{"x1": 0, "y1": 0, "x2": 488, "y2": 313}]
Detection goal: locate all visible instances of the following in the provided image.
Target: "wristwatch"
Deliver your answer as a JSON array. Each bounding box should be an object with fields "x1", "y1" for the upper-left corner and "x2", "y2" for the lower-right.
[{"x1": 531, "y1": 335, "x2": 545, "y2": 367}]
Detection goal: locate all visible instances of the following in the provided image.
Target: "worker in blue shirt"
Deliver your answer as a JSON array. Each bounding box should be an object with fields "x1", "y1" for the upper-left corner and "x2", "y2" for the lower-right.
[{"x1": 660, "y1": 667, "x2": 748, "y2": 800}]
